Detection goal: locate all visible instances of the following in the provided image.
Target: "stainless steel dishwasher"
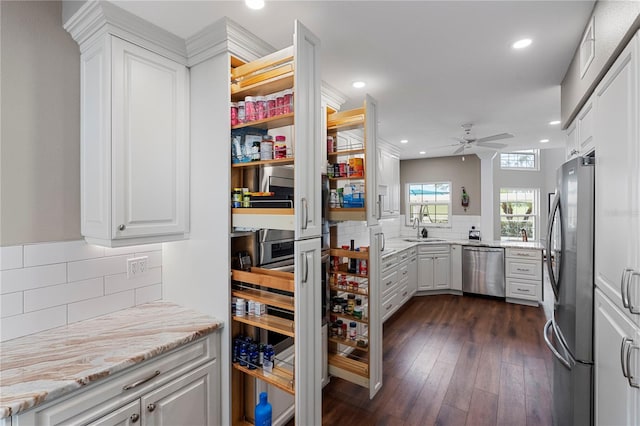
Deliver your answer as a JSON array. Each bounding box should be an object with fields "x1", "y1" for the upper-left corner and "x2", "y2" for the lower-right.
[{"x1": 462, "y1": 246, "x2": 505, "y2": 297}]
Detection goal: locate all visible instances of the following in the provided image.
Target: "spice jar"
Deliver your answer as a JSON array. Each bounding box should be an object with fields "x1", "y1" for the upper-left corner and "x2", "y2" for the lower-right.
[
  {"x1": 282, "y1": 89, "x2": 293, "y2": 114},
  {"x1": 237, "y1": 101, "x2": 245, "y2": 123},
  {"x1": 275, "y1": 91, "x2": 284, "y2": 115},
  {"x1": 232, "y1": 188, "x2": 243, "y2": 208},
  {"x1": 349, "y1": 322, "x2": 357, "y2": 340},
  {"x1": 274, "y1": 135, "x2": 287, "y2": 158},
  {"x1": 244, "y1": 96, "x2": 256, "y2": 122},
  {"x1": 336, "y1": 320, "x2": 344, "y2": 337},
  {"x1": 347, "y1": 294, "x2": 356, "y2": 314}
]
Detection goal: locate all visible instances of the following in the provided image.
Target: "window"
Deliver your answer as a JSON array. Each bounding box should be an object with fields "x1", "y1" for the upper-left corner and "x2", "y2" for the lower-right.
[
  {"x1": 500, "y1": 188, "x2": 538, "y2": 241},
  {"x1": 500, "y1": 149, "x2": 539, "y2": 170},
  {"x1": 406, "y1": 182, "x2": 451, "y2": 226}
]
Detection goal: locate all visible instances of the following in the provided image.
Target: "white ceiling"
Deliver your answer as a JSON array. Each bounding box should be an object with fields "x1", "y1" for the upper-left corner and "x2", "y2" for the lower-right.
[{"x1": 113, "y1": 0, "x2": 595, "y2": 159}]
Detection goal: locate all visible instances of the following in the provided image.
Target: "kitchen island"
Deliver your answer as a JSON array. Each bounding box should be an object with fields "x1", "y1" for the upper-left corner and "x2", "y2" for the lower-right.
[{"x1": 0, "y1": 301, "x2": 223, "y2": 423}]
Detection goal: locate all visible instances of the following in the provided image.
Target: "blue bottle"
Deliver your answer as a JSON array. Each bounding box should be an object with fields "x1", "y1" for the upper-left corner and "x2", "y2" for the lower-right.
[{"x1": 254, "y1": 392, "x2": 272, "y2": 426}]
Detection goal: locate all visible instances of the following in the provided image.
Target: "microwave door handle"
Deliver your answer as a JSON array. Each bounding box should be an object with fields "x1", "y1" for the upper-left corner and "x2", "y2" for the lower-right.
[
  {"x1": 546, "y1": 192, "x2": 561, "y2": 300},
  {"x1": 543, "y1": 319, "x2": 573, "y2": 370}
]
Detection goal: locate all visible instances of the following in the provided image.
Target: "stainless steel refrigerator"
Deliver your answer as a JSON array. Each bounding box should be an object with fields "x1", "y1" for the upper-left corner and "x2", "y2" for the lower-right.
[{"x1": 544, "y1": 155, "x2": 595, "y2": 426}]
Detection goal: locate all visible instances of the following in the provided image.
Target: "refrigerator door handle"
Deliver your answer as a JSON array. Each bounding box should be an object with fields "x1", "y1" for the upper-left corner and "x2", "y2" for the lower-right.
[
  {"x1": 544, "y1": 319, "x2": 573, "y2": 370},
  {"x1": 546, "y1": 192, "x2": 561, "y2": 300}
]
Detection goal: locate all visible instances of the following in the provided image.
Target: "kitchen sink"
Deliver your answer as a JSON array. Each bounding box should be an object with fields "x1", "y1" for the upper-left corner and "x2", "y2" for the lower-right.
[{"x1": 402, "y1": 237, "x2": 446, "y2": 243}]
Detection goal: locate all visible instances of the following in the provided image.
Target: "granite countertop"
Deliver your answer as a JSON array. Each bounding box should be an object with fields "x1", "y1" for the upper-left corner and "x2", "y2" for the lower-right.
[
  {"x1": 0, "y1": 301, "x2": 223, "y2": 419},
  {"x1": 382, "y1": 237, "x2": 545, "y2": 256}
]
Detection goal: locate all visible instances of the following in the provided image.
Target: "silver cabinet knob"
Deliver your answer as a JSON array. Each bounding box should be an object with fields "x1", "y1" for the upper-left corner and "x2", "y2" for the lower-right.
[
  {"x1": 147, "y1": 403, "x2": 156, "y2": 412},
  {"x1": 119, "y1": 224, "x2": 126, "y2": 231},
  {"x1": 130, "y1": 413, "x2": 140, "y2": 423}
]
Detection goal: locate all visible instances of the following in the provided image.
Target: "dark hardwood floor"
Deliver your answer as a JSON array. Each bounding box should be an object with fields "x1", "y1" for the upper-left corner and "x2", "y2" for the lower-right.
[{"x1": 321, "y1": 295, "x2": 553, "y2": 426}]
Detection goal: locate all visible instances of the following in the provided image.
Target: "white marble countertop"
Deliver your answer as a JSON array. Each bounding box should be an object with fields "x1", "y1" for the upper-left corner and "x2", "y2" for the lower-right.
[
  {"x1": 0, "y1": 301, "x2": 223, "y2": 419},
  {"x1": 381, "y1": 237, "x2": 544, "y2": 257}
]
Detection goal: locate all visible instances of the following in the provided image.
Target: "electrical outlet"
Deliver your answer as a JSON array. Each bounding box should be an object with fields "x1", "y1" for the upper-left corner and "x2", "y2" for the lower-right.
[{"x1": 127, "y1": 256, "x2": 149, "y2": 279}]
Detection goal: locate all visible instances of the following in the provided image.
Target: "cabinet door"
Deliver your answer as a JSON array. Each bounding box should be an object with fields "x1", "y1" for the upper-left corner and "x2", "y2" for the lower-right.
[
  {"x1": 111, "y1": 37, "x2": 189, "y2": 240},
  {"x1": 376, "y1": 148, "x2": 390, "y2": 218},
  {"x1": 408, "y1": 255, "x2": 418, "y2": 296},
  {"x1": 294, "y1": 238, "x2": 321, "y2": 425},
  {"x1": 388, "y1": 153, "x2": 400, "y2": 215},
  {"x1": 418, "y1": 256, "x2": 435, "y2": 291},
  {"x1": 566, "y1": 121, "x2": 578, "y2": 160},
  {"x1": 86, "y1": 401, "x2": 140, "y2": 426},
  {"x1": 594, "y1": 35, "x2": 640, "y2": 325},
  {"x1": 594, "y1": 289, "x2": 640, "y2": 426},
  {"x1": 434, "y1": 254, "x2": 450, "y2": 289},
  {"x1": 450, "y1": 245, "x2": 462, "y2": 291},
  {"x1": 577, "y1": 96, "x2": 595, "y2": 154},
  {"x1": 293, "y1": 21, "x2": 322, "y2": 239},
  {"x1": 368, "y1": 225, "x2": 383, "y2": 399},
  {"x1": 141, "y1": 361, "x2": 217, "y2": 426},
  {"x1": 365, "y1": 95, "x2": 379, "y2": 226}
]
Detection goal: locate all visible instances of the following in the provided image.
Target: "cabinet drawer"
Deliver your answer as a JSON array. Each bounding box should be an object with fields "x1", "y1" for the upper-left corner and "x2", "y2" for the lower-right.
[
  {"x1": 398, "y1": 250, "x2": 412, "y2": 262},
  {"x1": 507, "y1": 279, "x2": 539, "y2": 301},
  {"x1": 506, "y1": 248, "x2": 541, "y2": 260},
  {"x1": 506, "y1": 258, "x2": 542, "y2": 280},
  {"x1": 397, "y1": 283, "x2": 410, "y2": 306},
  {"x1": 382, "y1": 292, "x2": 399, "y2": 323},
  {"x1": 398, "y1": 263, "x2": 409, "y2": 281},
  {"x1": 418, "y1": 245, "x2": 449, "y2": 254},
  {"x1": 381, "y1": 254, "x2": 398, "y2": 273},
  {"x1": 382, "y1": 270, "x2": 398, "y2": 297}
]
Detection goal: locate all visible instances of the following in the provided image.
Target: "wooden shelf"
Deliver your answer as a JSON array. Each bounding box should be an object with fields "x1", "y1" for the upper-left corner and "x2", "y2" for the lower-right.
[
  {"x1": 327, "y1": 148, "x2": 365, "y2": 157},
  {"x1": 232, "y1": 209, "x2": 294, "y2": 231},
  {"x1": 329, "y1": 263, "x2": 369, "y2": 279},
  {"x1": 232, "y1": 288, "x2": 294, "y2": 311},
  {"x1": 231, "y1": 156, "x2": 294, "y2": 168},
  {"x1": 328, "y1": 353, "x2": 369, "y2": 379},
  {"x1": 330, "y1": 248, "x2": 369, "y2": 260},
  {"x1": 231, "y1": 113, "x2": 294, "y2": 131},
  {"x1": 328, "y1": 175, "x2": 365, "y2": 181},
  {"x1": 328, "y1": 336, "x2": 369, "y2": 352},
  {"x1": 232, "y1": 268, "x2": 294, "y2": 293},
  {"x1": 233, "y1": 314, "x2": 295, "y2": 337},
  {"x1": 231, "y1": 47, "x2": 294, "y2": 100},
  {"x1": 331, "y1": 312, "x2": 368, "y2": 325},
  {"x1": 327, "y1": 209, "x2": 366, "y2": 222},
  {"x1": 329, "y1": 284, "x2": 369, "y2": 297},
  {"x1": 232, "y1": 363, "x2": 295, "y2": 396},
  {"x1": 327, "y1": 107, "x2": 366, "y2": 131}
]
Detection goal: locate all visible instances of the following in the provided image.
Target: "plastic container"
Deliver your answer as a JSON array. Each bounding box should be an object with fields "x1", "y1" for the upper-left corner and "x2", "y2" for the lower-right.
[
  {"x1": 244, "y1": 96, "x2": 256, "y2": 122},
  {"x1": 275, "y1": 91, "x2": 284, "y2": 115},
  {"x1": 349, "y1": 322, "x2": 357, "y2": 340},
  {"x1": 256, "y1": 96, "x2": 267, "y2": 121},
  {"x1": 230, "y1": 102, "x2": 238, "y2": 126},
  {"x1": 237, "y1": 101, "x2": 245, "y2": 123},
  {"x1": 282, "y1": 89, "x2": 293, "y2": 114},
  {"x1": 266, "y1": 94, "x2": 277, "y2": 118},
  {"x1": 235, "y1": 297, "x2": 245, "y2": 317},
  {"x1": 260, "y1": 135, "x2": 274, "y2": 160},
  {"x1": 274, "y1": 135, "x2": 287, "y2": 159},
  {"x1": 255, "y1": 392, "x2": 273, "y2": 426}
]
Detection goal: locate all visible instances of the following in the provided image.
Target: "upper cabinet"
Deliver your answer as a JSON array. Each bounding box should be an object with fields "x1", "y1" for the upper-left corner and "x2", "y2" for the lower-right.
[
  {"x1": 230, "y1": 22, "x2": 321, "y2": 239},
  {"x1": 326, "y1": 95, "x2": 379, "y2": 226},
  {"x1": 65, "y1": 3, "x2": 190, "y2": 247},
  {"x1": 566, "y1": 94, "x2": 595, "y2": 160},
  {"x1": 377, "y1": 142, "x2": 400, "y2": 218}
]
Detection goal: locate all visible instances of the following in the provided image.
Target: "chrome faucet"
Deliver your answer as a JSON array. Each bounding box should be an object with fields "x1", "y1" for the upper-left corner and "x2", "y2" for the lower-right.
[{"x1": 412, "y1": 216, "x2": 421, "y2": 238}]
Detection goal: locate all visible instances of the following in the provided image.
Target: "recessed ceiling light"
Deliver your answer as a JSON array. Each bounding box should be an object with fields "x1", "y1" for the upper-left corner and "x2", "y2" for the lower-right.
[
  {"x1": 549, "y1": 120, "x2": 561, "y2": 125},
  {"x1": 512, "y1": 38, "x2": 532, "y2": 49},
  {"x1": 540, "y1": 139, "x2": 550, "y2": 143},
  {"x1": 419, "y1": 151, "x2": 426, "y2": 155},
  {"x1": 352, "y1": 81, "x2": 366, "y2": 89},
  {"x1": 400, "y1": 139, "x2": 408, "y2": 144},
  {"x1": 245, "y1": 0, "x2": 264, "y2": 10}
]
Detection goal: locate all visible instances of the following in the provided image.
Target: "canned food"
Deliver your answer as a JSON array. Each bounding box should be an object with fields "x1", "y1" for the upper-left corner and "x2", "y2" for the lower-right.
[
  {"x1": 232, "y1": 188, "x2": 243, "y2": 208},
  {"x1": 243, "y1": 194, "x2": 251, "y2": 208}
]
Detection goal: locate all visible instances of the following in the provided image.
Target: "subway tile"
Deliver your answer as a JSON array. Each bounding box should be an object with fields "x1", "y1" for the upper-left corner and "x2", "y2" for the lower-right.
[
  {"x1": 134, "y1": 251, "x2": 162, "y2": 268},
  {"x1": 24, "y1": 278, "x2": 104, "y2": 313},
  {"x1": 104, "y1": 267, "x2": 162, "y2": 295},
  {"x1": 0, "y1": 246, "x2": 23, "y2": 270},
  {"x1": 67, "y1": 255, "x2": 129, "y2": 282},
  {"x1": 23, "y1": 240, "x2": 104, "y2": 267},
  {"x1": 104, "y1": 243, "x2": 162, "y2": 257},
  {"x1": 67, "y1": 291, "x2": 135, "y2": 323},
  {"x1": 135, "y1": 284, "x2": 162, "y2": 305},
  {"x1": 0, "y1": 306, "x2": 67, "y2": 342},
  {"x1": 1, "y1": 292, "x2": 24, "y2": 318},
  {"x1": 1, "y1": 264, "x2": 67, "y2": 294}
]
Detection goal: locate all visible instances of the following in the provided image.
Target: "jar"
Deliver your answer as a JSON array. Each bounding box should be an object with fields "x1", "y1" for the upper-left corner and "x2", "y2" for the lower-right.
[
  {"x1": 275, "y1": 91, "x2": 284, "y2": 115},
  {"x1": 251, "y1": 140, "x2": 261, "y2": 161},
  {"x1": 242, "y1": 193, "x2": 251, "y2": 208},
  {"x1": 230, "y1": 102, "x2": 238, "y2": 126},
  {"x1": 330, "y1": 323, "x2": 339, "y2": 338},
  {"x1": 341, "y1": 322, "x2": 348, "y2": 338},
  {"x1": 330, "y1": 189, "x2": 339, "y2": 208},
  {"x1": 235, "y1": 298, "x2": 245, "y2": 317},
  {"x1": 260, "y1": 135, "x2": 274, "y2": 160},
  {"x1": 237, "y1": 101, "x2": 245, "y2": 123},
  {"x1": 274, "y1": 135, "x2": 287, "y2": 158},
  {"x1": 347, "y1": 294, "x2": 356, "y2": 314},
  {"x1": 327, "y1": 136, "x2": 335, "y2": 153},
  {"x1": 349, "y1": 322, "x2": 357, "y2": 340},
  {"x1": 232, "y1": 188, "x2": 243, "y2": 208},
  {"x1": 282, "y1": 89, "x2": 293, "y2": 114},
  {"x1": 256, "y1": 96, "x2": 267, "y2": 120},
  {"x1": 336, "y1": 320, "x2": 344, "y2": 337},
  {"x1": 337, "y1": 188, "x2": 344, "y2": 207},
  {"x1": 247, "y1": 300, "x2": 255, "y2": 316},
  {"x1": 354, "y1": 305, "x2": 363, "y2": 320},
  {"x1": 244, "y1": 96, "x2": 256, "y2": 122},
  {"x1": 266, "y1": 94, "x2": 277, "y2": 117}
]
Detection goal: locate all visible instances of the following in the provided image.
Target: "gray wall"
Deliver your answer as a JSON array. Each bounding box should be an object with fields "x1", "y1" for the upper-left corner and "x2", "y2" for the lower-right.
[
  {"x1": 561, "y1": 1, "x2": 640, "y2": 127},
  {"x1": 400, "y1": 154, "x2": 481, "y2": 216},
  {"x1": 492, "y1": 148, "x2": 565, "y2": 241},
  {"x1": 1, "y1": 1, "x2": 81, "y2": 246}
]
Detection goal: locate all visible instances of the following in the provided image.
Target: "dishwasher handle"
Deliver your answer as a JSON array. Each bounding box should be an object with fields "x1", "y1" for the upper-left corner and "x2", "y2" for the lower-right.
[{"x1": 463, "y1": 246, "x2": 504, "y2": 253}]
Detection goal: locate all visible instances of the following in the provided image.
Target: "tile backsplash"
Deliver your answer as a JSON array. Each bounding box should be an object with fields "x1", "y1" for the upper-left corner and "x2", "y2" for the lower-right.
[
  {"x1": 334, "y1": 216, "x2": 403, "y2": 248},
  {"x1": 0, "y1": 240, "x2": 162, "y2": 342}
]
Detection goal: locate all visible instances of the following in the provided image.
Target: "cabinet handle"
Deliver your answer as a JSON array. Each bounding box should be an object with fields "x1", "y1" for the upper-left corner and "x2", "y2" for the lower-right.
[
  {"x1": 130, "y1": 414, "x2": 140, "y2": 423},
  {"x1": 147, "y1": 403, "x2": 157, "y2": 412},
  {"x1": 516, "y1": 268, "x2": 529, "y2": 272},
  {"x1": 301, "y1": 252, "x2": 309, "y2": 284},
  {"x1": 378, "y1": 194, "x2": 383, "y2": 219},
  {"x1": 621, "y1": 268, "x2": 633, "y2": 308},
  {"x1": 386, "y1": 303, "x2": 392, "y2": 310},
  {"x1": 628, "y1": 341, "x2": 640, "y2": 388},
  {"x1": 118, "y1": 224, "x2": 126, "y2": 231},
  {"x1": 629, "y1": 272, "x2": 640, "y2": 315},
  {"x1": 402, "y1": 291, "x2": 408, "y2": 297},
  {"x1": 621, "y1": 337, "x2": 631, "y2": 379},
  {"x1": 622, "y1": 337, "x2": 640, "y2": 388},
  {"x1": 517, "y1": 288, "x2": 530, "y2": 293},
  {"x1": 301, "y1": 198, "x2": 309, "y2": 230},
  {"x1": 122, "y1": 370, "x2": 161, "y2": 390}
]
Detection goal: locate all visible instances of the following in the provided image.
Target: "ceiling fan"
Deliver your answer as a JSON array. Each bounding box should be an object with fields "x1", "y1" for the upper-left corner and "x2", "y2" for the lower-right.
[{"x1": 438, "y1": 123, "x2": 514, "y2": 155}]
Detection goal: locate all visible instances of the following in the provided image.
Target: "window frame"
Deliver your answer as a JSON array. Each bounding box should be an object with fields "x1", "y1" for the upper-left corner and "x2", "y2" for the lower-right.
[
  {"x1": 405, "y1": 181, "x2": 452, "y2": 228},
  {"x1": 499, "y1": 149, "x2": 540, "y2": 171},
  {"x1": 499, "y1": 187, "x2": 540, "y2": 241}
]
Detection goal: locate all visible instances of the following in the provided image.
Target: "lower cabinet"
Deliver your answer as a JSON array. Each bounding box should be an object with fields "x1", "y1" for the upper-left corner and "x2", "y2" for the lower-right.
[
  {"x1": 594, "y1": 288, "x2": 640, "y2": 426},
  {"x1": 13, "y1": 335, "x2": 220, "y2": 426},
  {"x1": 505, "y1": 248, "x2": 542, "y2": 305},
  {"x1": 418, "y1": 246, "x2": 450, "y2": 291},
  {"x1": 407, "y1": 249, "x2": 418, "y2": 296},
  {"x1": 449, "y1": 244, "x2": 462, "y2": 291}
]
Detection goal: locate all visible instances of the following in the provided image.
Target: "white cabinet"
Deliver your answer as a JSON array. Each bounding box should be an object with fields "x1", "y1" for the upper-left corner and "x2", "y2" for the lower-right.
[
  {"x1": 450, "y1": 244, "x2": 462, "y2": 291},
  {"x1": 594, "y1": 289, "x2": 640, "y2": 426},
  {"x1": 407, "y1": 248, "x2": 418, "y2": 296},
  {"x1": 567, "y1": 95, "x2": 595, "y2": 160},
  {"x1": 13, "y1": 335, "x2": 220, "y2": 426},
  {"x1": 594, "y1": 32, "x2": 640, "y2": 326},
  {"x1": 505, "y1": 248, "x2": 542, "y2": 305},
  {"x1": 376, "y1": 146, "x2": 400, "y2": 218},
  {"x1": 566, "y1": 120, "x2": 578, "y2": 160},
  {"x1": 417, "y1": 245, "x2": 450, "y2": 291},
  {"x1": 77, "y1": 36, "x2": 189, "y2": 248}
]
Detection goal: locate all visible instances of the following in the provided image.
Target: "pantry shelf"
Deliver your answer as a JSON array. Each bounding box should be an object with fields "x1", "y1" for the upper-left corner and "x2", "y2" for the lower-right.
[
  {"x1": 328, "y1": 176, "x2": 365, "y2": 181},
  {"x1": 328, "y1": 353, "x2": 369, "y2": 384},
  {"x1": 232, "y1": 314, "x2": 295, "y2": 337},
  {"x1": 331, "y1": 312, "x2": 368, "y2": 325},
  {"x1": 330, "y1": 248, "x2": 370, "y2": 260},
  {"x1": 232, "y1": 363, "x2": 295, "y2": 396},
  {"x1": 327, "y1": 209, "x2": 366, "y2": 222},
  {"x1": 330, "y1": 264, "x2": 369, "y2": 278},
  {"x1": 231, "y1": 268, "x2": 294, "y2": 293},
  {"x1": 232, "y1": 288, "x2": 294, "y2": 311},
  {"x1": 327, "y1": 148, "x2": 365, "y2": 157},
  {"x1": 329, "y1": 284, "x2": 369, "y2": 297},
  {"x1": 327, "y1": 107, "x2": 365, "y2": 132},
  {"x1": 232, "y1": 208, "x2": 295, "y2": 231},
  {"x1": 231, "y1": 157, "x2": 294, "y2": 168},
  {"x1": 231, "y1": 113, "x2": 294, "y2": 131},
  {"x1": 328, "y1": 337, "x2": 369, "y2": 352}
]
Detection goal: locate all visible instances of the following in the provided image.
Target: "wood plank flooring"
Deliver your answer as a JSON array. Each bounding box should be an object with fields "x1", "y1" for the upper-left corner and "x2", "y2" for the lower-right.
[{"x1": 320, "y1": 295, "x2": 553, "y2": 426}]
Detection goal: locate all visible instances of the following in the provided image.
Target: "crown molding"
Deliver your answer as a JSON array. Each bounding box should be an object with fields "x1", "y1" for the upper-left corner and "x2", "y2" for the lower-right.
[
  {"x1": 321, "y1": 81, "x2": 348, "y2": 111},
  {"x1": 64, "y1": 1, "x2": 188, "y2": 65}
]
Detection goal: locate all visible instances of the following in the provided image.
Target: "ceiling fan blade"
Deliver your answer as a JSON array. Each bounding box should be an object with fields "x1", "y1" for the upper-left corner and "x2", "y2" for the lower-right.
[
  {"x1": 453, "y1": 145, "x2": 465, "y2": 155},
  {"x1": 431, "y1": 142, "x2": 461, "y2": 149},
  {"x1": 475, "y1": 133, "x2": 513, "y2": 143},
  {"x1": 476, "y1": 142, "x2": 507, "y2": 149},
  {"x1": 451, "y1": 137, "x2": 466, "y2": 143}
]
